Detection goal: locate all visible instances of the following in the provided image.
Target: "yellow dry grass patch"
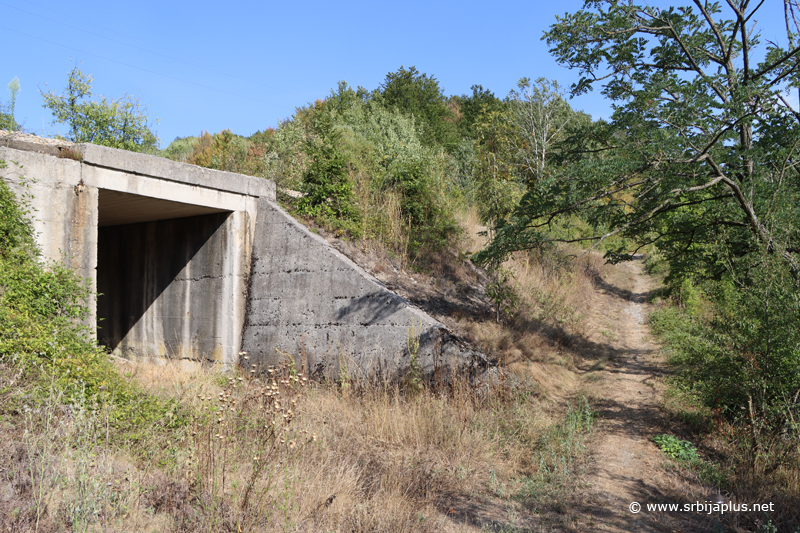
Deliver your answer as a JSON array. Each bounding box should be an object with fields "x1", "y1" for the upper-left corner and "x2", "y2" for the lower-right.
[
  {"x1": 455, "y1": 206, "x2": 607, "y2": 404},
  {"x1": 111, "y1": 358, "x2": 547, "y2": 532}
]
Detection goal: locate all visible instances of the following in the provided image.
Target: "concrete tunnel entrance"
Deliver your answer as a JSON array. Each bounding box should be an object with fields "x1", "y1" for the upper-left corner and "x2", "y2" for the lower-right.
[
  {"x1": 1, "y1": 136, "x2": 486, "y2": 377},
  {"x1": 95, "y1": 189, "x2": 234, "y2": 362}
]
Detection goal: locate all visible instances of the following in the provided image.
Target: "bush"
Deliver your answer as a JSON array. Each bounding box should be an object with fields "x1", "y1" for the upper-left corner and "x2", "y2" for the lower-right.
[
  {"x1": 650, "y1": 262, "x2": 800, "y2": 434},
  {"x1": 296, "y1": 113, "x2": 361, "y2": 234},
  {"x1": 0, "y1": 164, "x2": 184, "y2": 438},
  {"x1": 0, "y1": 101, "x2": 19, "y2": 131},
  {"x1": 0, "y1": 163, "x2": 36, "y2": 260},
  {"x1": 651, "y1": 434, "x2": 699, "y2": 464},
  {"x1": 330, "y1": 91, "x2": 460, "y2": 256},
  {"x1": 186, "y1": 129, "x2": 250, "y2": 172},
  {"x1": 1, "y1": 172, "x2": 106, "y2": 394},
  {"x1": 160, "y1": 135, "x2": 198, "y2": 162},
  {"x1": 391, "y1": 157, "x2": 459, "y2": 256}
]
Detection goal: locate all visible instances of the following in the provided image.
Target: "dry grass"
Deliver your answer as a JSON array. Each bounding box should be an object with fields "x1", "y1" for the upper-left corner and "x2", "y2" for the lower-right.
[
  {"x1": 706, "y1": 428, "x2": 800, "y2": 531},
  {"x1": 457, "y1": 207, "x2": 602, "y2": 334},
  {"x1": 453, "y1": 208, "x2": 606, "y2": 401},
  {"x1": 0, "y1": 347, "x2": 599, "y2": 533},
  {"x1": 656, "y1": 388, "x2": 800, "y2": 533}
]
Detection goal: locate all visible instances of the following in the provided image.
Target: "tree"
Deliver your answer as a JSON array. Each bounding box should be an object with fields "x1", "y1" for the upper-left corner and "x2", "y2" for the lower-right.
[
  {"x1": 321, "y1": 82, "x2": 458, "y2": 254},
  {"x1": 475, "y1": 0, "x2": 800, "y2": 435},
  {"x1": 374, "y1": 66, "x2": 460, "y2": 150},
  {"x1": 786, "y1": 0, "x2": 800, "y2": 108},
  {"x1": 1, "y1": 77, "x2": 20, "y2": 131},
  {"x1": 326, "y1": 80, "x2": 370, "y2": 114},
  {"x1": 0, "y1": 102, "x2": 17, "y2": 132},
  {"x1": 1, "y1": 78, "x2": 21, "y2": 131},
  {"x1": 471, "y1": 106, "x2": 522, "y2": 236},
  {"x1": 296, "y1": 112, "x2": 360, "y2": 230},
  {"x1": 507, "y1": 77, "x2": 575, "y2": 185},
  {"x1": 454, "y1": 84, "x2": 505, "y2": 139},
  {"x1": 41, "y1": 67, "x2": 159, "y2": 152},
  {"x1": 479, "y1": 1, "x2": 800, "y2": 280},
  {"x1": 185, "y1": 130, "x2": 249, "y2": 172}
]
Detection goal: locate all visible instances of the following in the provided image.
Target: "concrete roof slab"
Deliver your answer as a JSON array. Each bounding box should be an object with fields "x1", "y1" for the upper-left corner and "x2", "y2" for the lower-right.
[
  {"x1": 98, "y1": 189, "x2": 230, "y2": 227},
  {"x1": 77, "y1": 143, "x2": 275, "y2": 201}
]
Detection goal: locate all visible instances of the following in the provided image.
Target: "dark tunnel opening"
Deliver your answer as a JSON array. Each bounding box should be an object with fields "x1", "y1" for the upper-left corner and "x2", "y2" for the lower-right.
[{"x1": 95, "y1": 189, "x2": 232, "y2": 358}]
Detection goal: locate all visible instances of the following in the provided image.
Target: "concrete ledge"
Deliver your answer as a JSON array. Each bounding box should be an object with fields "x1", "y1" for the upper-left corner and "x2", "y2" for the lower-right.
[
  {"x1": 0, "y1": 134, "x2": 275, "y2": 202},
  {"x1": 0, "y1": 136, "x2": 70, "y2": 158},
  {"x1": 76, "y1": 144, "x2": 275, "y2": 201}
]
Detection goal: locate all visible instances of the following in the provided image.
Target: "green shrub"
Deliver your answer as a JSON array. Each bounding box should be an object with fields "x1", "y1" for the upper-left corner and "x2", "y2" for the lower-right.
[
  {"x1": 289, "y1": 90, "x2": 461, "y2": 251},
  {"x1": 296, "y1": 113, "x2": 361, "y2": 235},
  {"x1": 391, "y1": 157, "x2": 458, "y2": 256},
  {"x1": 0, "y1": 163, "x2": 36, "y2": 260},
  {"x1": 186, "y1": 129, "x2": 250, "y2": 172},
  {"x1": 160, "y1": 135, "x2": 198, "y2": 162},
  {"x1": 0, "y1": 101, "x2": 19, "y2": 131},
  {"x1": 652, "y1": 434, "x2": 699, "y2": 463},
  {"x1": 0, "y1": 164, "x2": 185, "y2": 440},
  {"x1": 651, "y1": 266, "x2": 800, "y2": 434}
]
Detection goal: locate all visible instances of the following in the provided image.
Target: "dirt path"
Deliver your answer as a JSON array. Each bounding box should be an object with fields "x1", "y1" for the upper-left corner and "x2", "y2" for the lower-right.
[{"x1": 571, "y1": 260, "x2": 703, "y2": 533}]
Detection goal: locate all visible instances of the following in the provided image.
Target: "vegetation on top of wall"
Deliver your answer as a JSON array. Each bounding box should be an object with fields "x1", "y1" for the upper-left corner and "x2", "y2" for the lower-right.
[
  {"x1": 40, "y1": 66, "x2": 159, "y2": 153},
  {"x1": 294, "y1": 111, "x2": 359, "y2": 224},
  {"x1": 0, "y1": 77, "x2": 21, "y2": 131},
  {"x1": 0, "y1": 102, "x2": 17, "y2": 131}
]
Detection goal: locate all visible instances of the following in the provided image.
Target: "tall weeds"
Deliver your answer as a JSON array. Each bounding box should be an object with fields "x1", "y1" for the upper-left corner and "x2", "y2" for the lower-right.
[{"x1": 0, "y1": 354, "x2": 601, "y2": 532}]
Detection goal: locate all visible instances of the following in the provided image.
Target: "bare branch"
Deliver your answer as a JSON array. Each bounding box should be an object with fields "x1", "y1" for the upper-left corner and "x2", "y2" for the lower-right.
[
  {"x1": 777, "y1": 93, "x2": 800, "y2": 124},
  {"x1": 670, "y1": 175, "x2": 724, "y2": 193}
]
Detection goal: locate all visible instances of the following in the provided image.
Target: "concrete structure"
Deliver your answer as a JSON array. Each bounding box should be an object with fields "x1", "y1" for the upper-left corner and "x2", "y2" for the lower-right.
[{"x1": 0, "y1": 135, "x2": 485, "y2": 378}]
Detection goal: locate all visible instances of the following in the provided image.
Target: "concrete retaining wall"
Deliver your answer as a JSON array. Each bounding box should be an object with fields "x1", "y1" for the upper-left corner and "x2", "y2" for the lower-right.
[{"x1": 242, "y1": 199, "x2": 485, "y2": 379}]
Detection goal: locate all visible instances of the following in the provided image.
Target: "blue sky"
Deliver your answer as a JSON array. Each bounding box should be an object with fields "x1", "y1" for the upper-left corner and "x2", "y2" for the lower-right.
[{"x1": 1, "y1": 0, "x2": 793, "y2": 147}]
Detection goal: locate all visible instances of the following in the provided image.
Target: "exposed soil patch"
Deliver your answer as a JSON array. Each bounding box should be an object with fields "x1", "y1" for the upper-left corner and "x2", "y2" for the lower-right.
[{"x1": 325, "y1": 235, "x2": 495, "y2": 335}]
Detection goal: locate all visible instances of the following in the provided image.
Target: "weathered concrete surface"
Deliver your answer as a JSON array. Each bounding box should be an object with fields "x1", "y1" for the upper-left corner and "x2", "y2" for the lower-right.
[
  {"x1": 79, "y1": 142, "x2": 274, "y2": 200},
  {"x1": 1, "y1": 134, "x2": 485, "y2": 377},
  {"x1": 0, "y1": 146, "x2": 99, "y2": 320},
  {"x1": 242, "y1": 199, "x2": 486, "y2": 379},
  {"x1": 0, "y1": 139, "x2": 259, "y2": 365},
  {"x1": 97, "y1": 212, "x2": 246, "y2": 362}
]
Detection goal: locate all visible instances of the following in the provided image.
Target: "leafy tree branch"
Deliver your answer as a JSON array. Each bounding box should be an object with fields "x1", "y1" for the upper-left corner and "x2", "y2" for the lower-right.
[{"x1": 40, "y1": 66, "x2": 159, "y2": 152}]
